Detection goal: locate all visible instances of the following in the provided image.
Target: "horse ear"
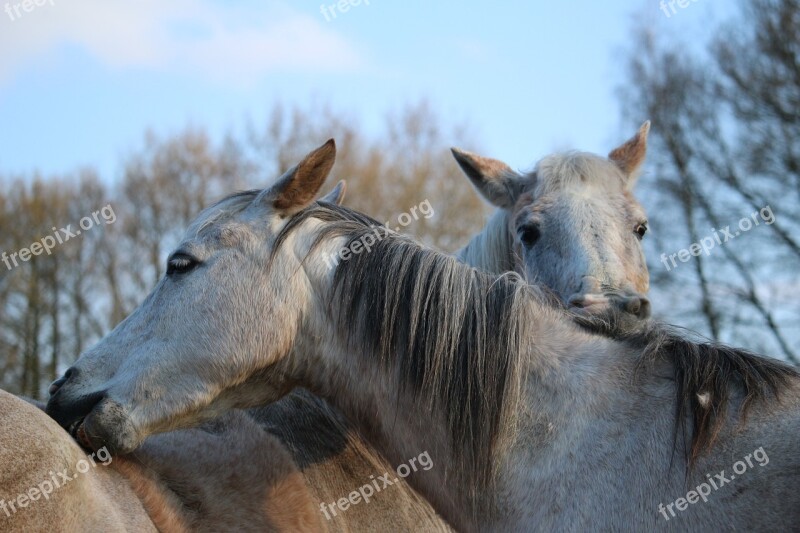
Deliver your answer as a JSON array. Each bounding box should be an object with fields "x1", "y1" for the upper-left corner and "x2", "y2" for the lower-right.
[
  {"x1": 609, "y1": 121, "x2": 650, "y2": 185},
  {"x1": 319, "y1": 180, "x2": 346, "y2": 205},
  {"x1": 257, "y1": 139, "x2": 337, "y2": 214},
  {"x1": 451, "y1": 147, "x2": 523, "y2": 208}
]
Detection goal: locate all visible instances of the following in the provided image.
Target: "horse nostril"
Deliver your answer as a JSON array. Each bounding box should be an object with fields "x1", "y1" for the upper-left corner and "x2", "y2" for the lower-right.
[
  {"x1": 625, "y1": 296, "x2": 651, "y2": 318},
  {"x1": 568, "y1": 295, "x2": 585, "y2": 308},
  {"x1": 49, "y1": 367, "x2": 79, "y2": 396},
  {"x1": 639, "y1": 297, "x2": 651, "y2": 318},
  {"x1": 48, "y1": 377, "x2": 67, "y2": 396}
]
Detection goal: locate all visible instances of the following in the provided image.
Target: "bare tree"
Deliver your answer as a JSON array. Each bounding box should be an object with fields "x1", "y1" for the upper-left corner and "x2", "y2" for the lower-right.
[{"x1": 621, "y1": 0, "x2": 800, "y2": 362}]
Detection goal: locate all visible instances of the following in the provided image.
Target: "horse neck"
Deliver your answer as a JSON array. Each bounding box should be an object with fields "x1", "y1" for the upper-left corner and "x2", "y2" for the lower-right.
[
  {"x1": 296, "y1": 335, "x2": 474, "y2": 529},
  {"x1": 294, "y1": 234, "x2": 586, "y2": 530},
  {"x1": 455, "y1": 209, "x2": 516, "y2": 274}
]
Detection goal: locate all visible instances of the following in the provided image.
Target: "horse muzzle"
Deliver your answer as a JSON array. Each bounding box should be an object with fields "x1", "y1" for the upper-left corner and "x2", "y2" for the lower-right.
[
  {"x1": 568, "y1": 292, "x2": 651, "y2": 319},
  {"x1": 46, "y1": 370, "x2": 140, "y2": 455}
]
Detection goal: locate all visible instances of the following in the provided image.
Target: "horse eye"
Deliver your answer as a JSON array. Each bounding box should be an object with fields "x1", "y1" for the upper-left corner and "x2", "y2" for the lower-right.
[
  {"x1": 518, "y1": 223, "x2": 541, "y2": 248},
  {"x1": 635, "y1": 223, "x2": 648, "y2": 240},
  {"x1": 166, "y1": 254, "x2": 199, "y2": 276}
]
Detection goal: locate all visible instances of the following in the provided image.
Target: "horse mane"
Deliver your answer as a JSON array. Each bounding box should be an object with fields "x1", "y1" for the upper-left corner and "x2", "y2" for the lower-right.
[
  {"x1": 455, "y1": 209, "x2": 517, "y2": 275},
  {"x1": 275, "y1": 202, "x2": 537, "y2": 497},
  {"x1": 576, "y1": 312, "x2": 799, "y2": 467},
  {"x1": 266, "y1": 195, "x2": 796, "y2": 486}
]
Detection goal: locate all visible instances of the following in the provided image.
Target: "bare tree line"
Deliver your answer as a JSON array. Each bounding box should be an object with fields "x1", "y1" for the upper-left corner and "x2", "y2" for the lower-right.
[
  {"x1": 2, "y1": 0, "x2": 798, "y2": 398},
  {"x1": 621, "y1": 0, "x2": 799, "y2": 361}
]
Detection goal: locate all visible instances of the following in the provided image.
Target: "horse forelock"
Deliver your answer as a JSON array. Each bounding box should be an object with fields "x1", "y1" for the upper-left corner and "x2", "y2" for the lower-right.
[{"x1": 533, "y1": 151, "x2": 627, "y2": 197}]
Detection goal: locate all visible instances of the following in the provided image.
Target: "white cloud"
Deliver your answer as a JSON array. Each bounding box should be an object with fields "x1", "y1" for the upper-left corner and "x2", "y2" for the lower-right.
[{"x1": 0, "y1": 0, "x2": 364, "y2": 86}]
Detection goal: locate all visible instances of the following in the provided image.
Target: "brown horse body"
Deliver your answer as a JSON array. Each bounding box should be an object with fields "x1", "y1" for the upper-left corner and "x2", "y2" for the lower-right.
[{"x1": 1, "y1": 390, "x2": 449, "y2": 532}]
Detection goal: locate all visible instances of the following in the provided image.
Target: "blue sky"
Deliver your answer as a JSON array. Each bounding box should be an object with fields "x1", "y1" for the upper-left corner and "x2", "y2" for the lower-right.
[{"x1": 0, "y1": 0, "x2": 728, "y2": 180}]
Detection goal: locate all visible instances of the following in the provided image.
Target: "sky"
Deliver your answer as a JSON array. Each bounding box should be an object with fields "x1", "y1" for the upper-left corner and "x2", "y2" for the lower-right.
[{"x1": 0, "y1": 0, "x2": 730, "y2": 181}]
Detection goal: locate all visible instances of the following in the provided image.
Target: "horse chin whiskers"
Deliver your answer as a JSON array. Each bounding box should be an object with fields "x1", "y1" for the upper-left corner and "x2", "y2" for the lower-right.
[
  {"x1": 67, "y1": 416, "x2": 87, "y2": 442},
  {"x1": 74, "y1": 420, "x2": 93, "y2": 449}
]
